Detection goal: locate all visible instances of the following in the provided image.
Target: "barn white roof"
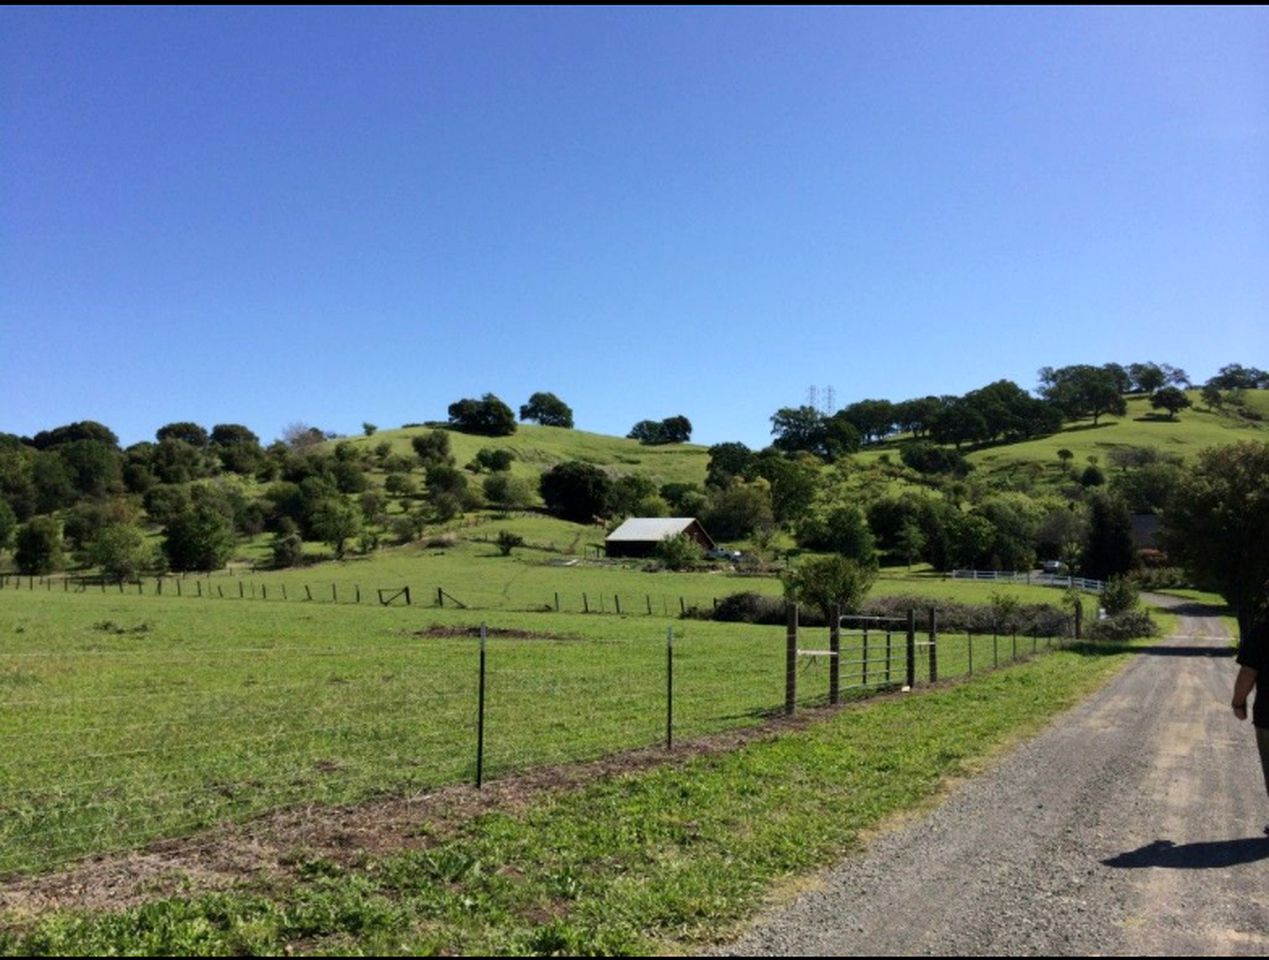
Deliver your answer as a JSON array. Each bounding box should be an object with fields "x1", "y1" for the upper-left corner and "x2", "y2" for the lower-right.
[{"x1": 605, "y1": 518, "x2": 700, "y2": 542}]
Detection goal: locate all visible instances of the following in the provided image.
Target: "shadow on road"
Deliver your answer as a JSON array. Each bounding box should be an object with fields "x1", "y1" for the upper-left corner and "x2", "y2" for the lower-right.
[
  {"x1": 1102, "y1": 837, "x2": 1269, "y2": 870},
  {"x1": 1135, "y1": 645, "x2": 1235, "y2": 658}
]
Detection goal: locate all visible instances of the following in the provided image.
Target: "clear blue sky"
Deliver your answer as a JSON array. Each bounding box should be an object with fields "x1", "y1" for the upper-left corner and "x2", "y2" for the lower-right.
[{"x1": 3, "y1": 7, "x2": 1266, "y2": 449}]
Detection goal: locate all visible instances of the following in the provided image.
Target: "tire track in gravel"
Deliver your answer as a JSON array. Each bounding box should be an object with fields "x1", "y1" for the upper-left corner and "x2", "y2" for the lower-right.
[{"x1": 718, "y1": 596, "x2": 1269, "y2": 956}]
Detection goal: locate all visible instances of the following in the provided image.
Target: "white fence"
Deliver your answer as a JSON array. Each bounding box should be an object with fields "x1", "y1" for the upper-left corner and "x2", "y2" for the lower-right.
[{"x1": 951, "y1": 569, "x2": 1105, "y2": 593}]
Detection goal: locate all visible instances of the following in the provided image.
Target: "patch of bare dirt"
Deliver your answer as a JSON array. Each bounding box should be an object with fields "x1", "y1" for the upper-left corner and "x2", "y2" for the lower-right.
[{"x1": 409, "y1": 625, "x2": 570, "y2": 640}]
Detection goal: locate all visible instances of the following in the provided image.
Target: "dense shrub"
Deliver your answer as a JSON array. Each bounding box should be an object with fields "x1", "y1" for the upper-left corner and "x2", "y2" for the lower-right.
[
  {"x1": 900, "y1": 442, "x2": 971, "y2": 477},
  {"x1": 1087, "y1": 610, "x2": 1158, "y2": 642},
  {"x1": 163, "y1": 503, "x2": 236, "y2": 572},
  {"x1": 695, "y1": 590, "x2": 1080, "y2": 636},
  {"x1": 15, "y1": 516, "x2": 64, "y2": 574},
  {"x1": 1128, "y1": 566, "x2": 1191, "y2": 591},
  {"x1": 711, "y1": 591, "x2": 785, "y2": 624},
  {"x1": 540, "y1": 461, "x2": 612, "y2": 522},
  {"x1": 470, "y1": 448, "x2": 516, "y2": 472},
  {"x1": 1100, "y1": 575, "x2": 1139, "y2": 616},
  {"x1": 654, "y1": 533, "x2": 703, "y2": 571},
  {"x1": 271, "y1": 532, "x2": 305, "y2": 568}
]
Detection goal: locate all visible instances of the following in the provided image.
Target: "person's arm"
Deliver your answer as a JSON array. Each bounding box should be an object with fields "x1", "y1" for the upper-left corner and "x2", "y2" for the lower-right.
[{"x1": 1232, "y1": 665, "x2": 1257, "y2": 721}]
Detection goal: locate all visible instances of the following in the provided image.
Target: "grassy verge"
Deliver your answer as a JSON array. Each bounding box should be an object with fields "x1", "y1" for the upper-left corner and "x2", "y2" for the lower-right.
[{"x1": 0, "y1": 642, "x2": 1132, "y2": 956}]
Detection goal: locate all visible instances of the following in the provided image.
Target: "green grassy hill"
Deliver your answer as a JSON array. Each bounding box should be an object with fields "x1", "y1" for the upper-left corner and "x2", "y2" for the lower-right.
[
  {"x1": 348, "y1": 422, "x2": 710, "y2": 489},
  {"x1": 853, "y1": 390, "x2": 1268, "y2": 491},
  {"x1": 967, "y1": 391, "x2": 1266, "y2": 473}
]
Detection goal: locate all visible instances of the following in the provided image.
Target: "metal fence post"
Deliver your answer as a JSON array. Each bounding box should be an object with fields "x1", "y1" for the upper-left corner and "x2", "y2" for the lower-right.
[
  {"x1": 785, "y1": 602, "x2": 798, "y2": 715},
  {"x1": 829, "y1": 603, "x2": 841, "y2": 705},
  {"x1": 906, "y1": 609, "x2": 917, "y2": 688},
  {"x1": 928, "y1": 608, "x2": 938, "y2": 683},
  {"x1": 666, "y1": 627, "x2": 674, "y2": 750},
  {"x1": 476, "y1": 622, "x2": 487, "y2": 788}
]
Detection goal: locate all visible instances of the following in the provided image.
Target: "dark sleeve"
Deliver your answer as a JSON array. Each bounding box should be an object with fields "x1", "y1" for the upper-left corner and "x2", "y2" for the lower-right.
[{"x1": 1237, "y1": 622, "x2": 1269, "y2": 671}]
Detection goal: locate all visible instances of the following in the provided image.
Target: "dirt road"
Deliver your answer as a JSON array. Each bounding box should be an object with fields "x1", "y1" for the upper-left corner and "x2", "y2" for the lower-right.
[{"x1": 720, "y1": 597, "x2": 1269, "y2": 956}]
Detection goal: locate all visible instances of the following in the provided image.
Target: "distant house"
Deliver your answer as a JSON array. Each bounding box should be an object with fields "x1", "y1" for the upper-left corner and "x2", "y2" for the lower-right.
[{"x1": 604, "y1": 517, "x2": 716, "y2": 559}]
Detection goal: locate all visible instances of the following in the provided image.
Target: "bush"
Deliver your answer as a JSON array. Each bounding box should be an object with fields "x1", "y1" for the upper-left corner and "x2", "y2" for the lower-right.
[
  {"x1": 390, "y1": 515, "x2": 424, "y2": 544},
  {"x1": 1087, "y1": 610, "x2": 1158, "y2": 641},
  {"x1": 163, "y1": 503, "x2": 236, "y2": 572},
  {"x1": 271, "y1": 532, "x2": 305, "y2": 568},
  {"x1": 900, "y1": 442, "x2": 971, "y2": 477},
  {"x1": 654, "y1": 533, "x2": 702, "y2": 571},
  {"x1": 782, "y1": 554, "x2": 877, "y2": 620},
  {"x1": 496, "y1": 531, "x2": 524, "y2": 556},
  {"x1": 540, "y1": 461, "x2": 612, "y2": 522},
  {"x1": 1128, "y1": 566, "x2": 1191, "y2": 591},
  {"x1": 470, "y1": 448, "x2": 516, "y2": 472},
  {"x1": 1100, "y1": 575, "x2": 1139, "y2": 616},
  {"x1": 90, "y1": 523, "x2": 151, "y2": 580},
  {"x1": 483, "y1": 472, "x2": 536, "y2": 509},
  {"x1": 711, "y1": 591, "x2": 786, "y2": 624},
  {"x1": 15, "y1": 516, "x2": 64, "y2": 574}
]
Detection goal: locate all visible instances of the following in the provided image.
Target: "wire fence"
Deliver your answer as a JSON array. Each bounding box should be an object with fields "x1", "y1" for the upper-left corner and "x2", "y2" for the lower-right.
[
  {"x1": 0, "y1": 571, "x2": 753, "y2": 618},
  {"x1": 0, "y1": 602, "x2": 1081, "y2": 877}
]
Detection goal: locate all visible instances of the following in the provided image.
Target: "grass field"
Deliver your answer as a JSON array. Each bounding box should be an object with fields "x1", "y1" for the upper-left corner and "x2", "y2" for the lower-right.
[
  {"x1": 0, "y1": 638, "x2": 1136, "y2": 955},
  {"x1": 0, "y1": 570, "x2": 1083, "y2": 878}
]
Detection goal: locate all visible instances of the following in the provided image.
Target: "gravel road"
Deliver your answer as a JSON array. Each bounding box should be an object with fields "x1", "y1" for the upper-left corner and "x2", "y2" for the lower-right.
[{"x1": 719, "y1": 596, "x2": 1269, "y2": 956}]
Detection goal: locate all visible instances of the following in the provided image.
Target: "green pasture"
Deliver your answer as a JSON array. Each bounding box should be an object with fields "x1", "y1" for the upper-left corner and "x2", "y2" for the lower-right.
[
  {"x1": 348, "y1": 423, "x2": 710, "y2": 489},
  {"x1": 38, "y1": 525, "x2": 1091, "y2": 620},
  {"x1": 0, "y1": 567, "x2": 1084, "y2": 877},
  {"x1": 0, "y1": 638, "x2": 1136, "y2": 956}
]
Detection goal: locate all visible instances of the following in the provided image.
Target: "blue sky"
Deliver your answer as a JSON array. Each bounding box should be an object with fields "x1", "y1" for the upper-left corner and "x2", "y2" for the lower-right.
[{"x1": 3, "y1": 7, "x2": 1266, "y2": 449}]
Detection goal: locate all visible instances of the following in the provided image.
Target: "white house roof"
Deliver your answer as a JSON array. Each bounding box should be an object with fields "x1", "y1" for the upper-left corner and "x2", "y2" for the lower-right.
[{"x1": 605, "y1": 518, "x2": 700, "y2": 543}]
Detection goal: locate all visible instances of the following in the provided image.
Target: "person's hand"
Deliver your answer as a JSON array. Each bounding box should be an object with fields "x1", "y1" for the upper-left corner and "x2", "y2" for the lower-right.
[{"x1": 1233, "y1": 701, "x2": 1248, "y2": 720}]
